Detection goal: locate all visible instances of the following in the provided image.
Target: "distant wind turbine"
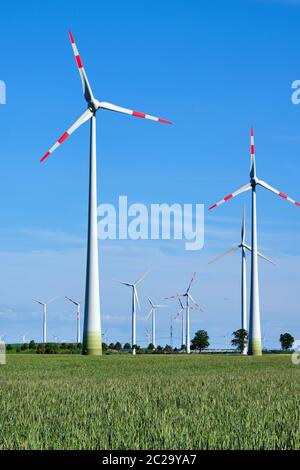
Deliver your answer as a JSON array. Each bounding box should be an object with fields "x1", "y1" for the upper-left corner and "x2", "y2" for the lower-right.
[
  {"x1": 209, "y1": 207, "x2": 275, "y2": 355},
  {"x1": 65, "y1": 296, "x2": 81, "y2": 344},
  {"x1": 33, "y1": 297, "x2": 57, "y2": 343},
  {"x1": 146, "y1": 298, "x2": 168, "y2": 348},
  {"x1": 209, "y1": 128, "x2": 299, "y2": 355},
  {"x1": 115, "y1": 271, "x2": 149, "y2": 355},
  {"x1": 39, "y1": 32, "x2": 171, "y2": 356},
  {"x1": 166, "y1": 273, "x2": 202, "y2": 354},
  {"x1": 173, "y1": 298, "x2": 185, "y2": 349}
]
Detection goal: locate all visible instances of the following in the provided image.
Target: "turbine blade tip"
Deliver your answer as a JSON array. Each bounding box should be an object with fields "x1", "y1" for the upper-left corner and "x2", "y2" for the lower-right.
[
  {"x1": 158, "y1": 118, "x2": 172, "y2": 125},
  {"x1": 209, "y1": 204, "x2": 217, "y2": 210},
  {"x1": 69, "y1": 31, "x2": 75, "y2": 43},
  {"x1": 40, "y1": 151, "x2": 50, "y2": 163},
  {"x1": 250, "y1": 127, "x2": 254, "y2": 136}
]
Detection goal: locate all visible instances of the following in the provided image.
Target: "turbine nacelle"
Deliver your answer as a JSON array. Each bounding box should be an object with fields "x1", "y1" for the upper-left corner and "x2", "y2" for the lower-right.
[
  {"x1": 88, "y1": 99, "x2": 101, "y2": 113},
  {"x1": 251, "y1": 176, "x2": 258, "y2": 186}
]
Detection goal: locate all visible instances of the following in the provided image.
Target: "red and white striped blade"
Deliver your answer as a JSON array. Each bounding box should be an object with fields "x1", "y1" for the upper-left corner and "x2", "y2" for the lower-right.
[
  {"x1": 209, "y1": 183, "x2": 251, "y2": 210},
  {"x1": 40, "y1": 109, "x2": 93, "y2": 163},
  {"x1": 250, "y1": 127, "x2": 256, "y2": 178},
  {"x1": 69, "y1": 31, "x2": 94, "y2": 103},
  {"x1": 188, "y1": 293, "x2": 203, "y2": 311},
  {"x1": 257, "y1": 179, "x2": 300, "y2": 207},
  {"x1": 99, "y1": 102, "x2": 171, "y2": 124}
]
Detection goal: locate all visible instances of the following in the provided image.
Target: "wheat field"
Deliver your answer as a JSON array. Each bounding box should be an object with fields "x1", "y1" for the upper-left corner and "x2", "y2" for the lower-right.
[{"x1": 0, "y1": 354, "x2": 299, "y2": 450}]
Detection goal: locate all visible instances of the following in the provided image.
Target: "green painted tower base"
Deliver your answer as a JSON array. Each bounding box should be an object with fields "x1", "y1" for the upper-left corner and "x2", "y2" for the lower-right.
[
  {"x1": 248, "y1": 338, "x2": 262, "y2": 356},
  {"x1": 82, "y1": 332, "x2": 102, "y2": 356}
]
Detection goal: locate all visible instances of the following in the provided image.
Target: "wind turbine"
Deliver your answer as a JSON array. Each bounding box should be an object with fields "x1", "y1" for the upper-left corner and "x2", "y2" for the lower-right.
[
  {"x1": 146, "y1": 298, "x2": 168, "y2": 348},
  {"x1": 166, "y1": 273, "x2": 202, "y2": 354},
  {"x1": 65, "y1": 296, "x2": 81, "y2": 344},
  {"x1": 33, "y1": 298, "x2": 56, "y2": 343},
  {"x1": 39, "y1": 32, "x2": 171, "y2": 356},
  {"x1": 209, "y1": 207, "x2": 275, "y2": 355},
  {"x1": 209, "y1": 128, "x2": 299, "y2": 355},
  {"x1": 173, "y1": 298, "x2": 185, "y2": 349},
  {"x1": 115, "y1": 271, "x2": 149, "y2": 355}
]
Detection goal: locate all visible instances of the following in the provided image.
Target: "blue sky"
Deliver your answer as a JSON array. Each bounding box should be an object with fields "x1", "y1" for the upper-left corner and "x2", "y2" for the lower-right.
[{"x1": 0, "y1": 0, "x2": 300, "y2": 348}]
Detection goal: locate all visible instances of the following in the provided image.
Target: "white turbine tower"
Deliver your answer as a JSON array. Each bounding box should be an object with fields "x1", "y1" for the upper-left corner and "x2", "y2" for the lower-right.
[
  {"x1": 33, "y1": 298, "x2": 56, "y2": 344},
  {"x1": 115, "y1": 271, "x2": 149, "y2": 355},
  {"x1": 65, "y1": 296, "x2": 81, "y2": 344},
  {"x1": 146, "y1": 298, "x2": 168, "y2": 348},
  {"x1": 39, "y1": 32, "x2": 171, "y2": 356},
  {"x1": 209, "y1": 208, "x2": 275, "y2": 355},
  {"x1": 209, "y1": 128, "x2": 299, "y2": 355},
  {"x1": 166, "y1": 273, "x2": 202, "y2": 354}
]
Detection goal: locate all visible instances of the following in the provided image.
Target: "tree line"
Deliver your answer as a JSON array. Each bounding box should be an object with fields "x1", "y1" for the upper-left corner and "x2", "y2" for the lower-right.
[{"x1": 4, "y1": 330, "x2": 296, "y2": 354}]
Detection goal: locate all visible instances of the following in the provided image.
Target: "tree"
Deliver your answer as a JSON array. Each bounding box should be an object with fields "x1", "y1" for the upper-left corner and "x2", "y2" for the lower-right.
[
  {"x1": 114, "y1": 342, "x2": 122, "y2": 351},
  {"x1": 132, "y1": 344, "x2": 142, "y2": 353},
  {"x1": 29, "y1": 340, "x2": 36, "y2": 350},
  {"x1": 45, "y1": 343, "x2": 59, "y2": 354},
  {"x1": 231, "y1": 329, "x2": 248, "y2": 353},
  {"x1": 279, "y1": 333, "x2": 294, "y2": 351},
  {"x1": 36, "y1": 344, "x2": 46, "y2": 354},
  {"x1": 123, "y1": 343, "x2": 131, "y2": 350},
  {"x1": 191, "y1": 330, "x2": 210, "y2": 352},
  {"x1": 147, "y1": 343, "x2": 155, "y2": 352},
  {"x1": 163, "y1": 344, "x2": 172, "y2": 354},
  {"x1": 102, "y1": 342, "x2": 108, "y2": 352},
  {"x1": 108, "y1": 342, "x2": 115, "y2": 350}
]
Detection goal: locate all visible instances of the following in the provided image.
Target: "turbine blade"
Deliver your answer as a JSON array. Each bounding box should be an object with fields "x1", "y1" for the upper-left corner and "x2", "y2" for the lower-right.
[
  {"x1": 134, "y1": 270, "x2": 150, "y2": 286},
  {"x1": 178, "y1": 298, "x2": 184, "y2": 310},
  {"x1": 243, "y1": 244, "x2": 276, "y2": 265},
  {"x1": 146, "y1": 308, "x2": 153, "y2": 321},
  {"x1": 134, "y1": 287, "x2": 140, "y2": 311},
  {"x1": 40, "y1": 108, "x2": 93, "y2": 162},
  {"x1": 99, "y1": 102, "x2": 171, "y2": 124},
  {"x1": 209, "y1": 183, "x2": 251, "y2": 211},
  {"x1": 147, "y1": 297, "x2": 154, "y2": 307},
  {"x1": 69, "y1": 31, "x2": 94, "y2": 103},
  {"x1": 65, "y1": 296, "x2": 79, "y2": 305},
  {"x1": 46, "y1": 296, "x2": 57, "y2": 305},
  {"x1": 250, "y1": 127, "x2": 256, "y2": 179},
  {"x1": 187, "y1": 272, "x2": 196, "y2": 293},
  {"x1": 257, "y1": 179, "x2": 300, "y2": 207},
  {"x1": 241, "y1": 206, "x2": 246, "y2": 244},
  {"x1": 33, "y1": 299, "x2": 43, "y2": 305},
  {"x1": 257, "y1": 251, "x2": 276, "y2": 266},
  {"x1": 114, "y1": 279, "x2": 133, "y2": 287},
  {"x1": 208, "y1": 245, "x2": 240, "y2": 264},
  {"x1": 188, "y1": 293, "x2": 203, "y2": 311},
  {"x1": 154, "y1": 304, "x2": 169, "y2": 308}
]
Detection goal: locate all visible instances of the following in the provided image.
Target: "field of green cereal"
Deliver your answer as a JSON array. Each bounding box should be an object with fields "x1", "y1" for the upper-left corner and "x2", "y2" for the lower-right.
[{"x1": 0, "y1": 354, "x2": 299, "y2": 450}]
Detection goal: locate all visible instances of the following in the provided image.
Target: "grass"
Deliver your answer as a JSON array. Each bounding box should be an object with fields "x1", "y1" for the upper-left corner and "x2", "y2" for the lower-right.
[{"x1": 0, "y1": 354, "x2": 299, "y2": 450}]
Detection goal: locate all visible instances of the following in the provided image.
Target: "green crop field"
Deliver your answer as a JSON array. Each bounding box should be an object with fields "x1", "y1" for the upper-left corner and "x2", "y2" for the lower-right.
[{"x1": 0, "y1": 354, "x2": 299, "y2": 450}]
